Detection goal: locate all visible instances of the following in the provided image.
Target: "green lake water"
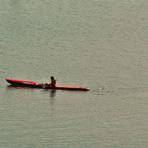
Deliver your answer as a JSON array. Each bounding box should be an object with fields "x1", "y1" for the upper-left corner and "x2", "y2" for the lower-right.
[{"x1": 0, "y1": 0, "x2": 148, "y2": 147}]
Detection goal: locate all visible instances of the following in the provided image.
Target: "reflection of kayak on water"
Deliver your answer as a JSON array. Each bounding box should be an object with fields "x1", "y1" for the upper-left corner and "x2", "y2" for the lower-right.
[{"x1": 5, "y1": 78, "x2": 90, "y2": 91}]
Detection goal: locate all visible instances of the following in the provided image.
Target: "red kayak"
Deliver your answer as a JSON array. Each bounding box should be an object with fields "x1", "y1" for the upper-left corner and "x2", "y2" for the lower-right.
[{"x1": 5, "y1": 78, "x2": 89, "y2": 91}]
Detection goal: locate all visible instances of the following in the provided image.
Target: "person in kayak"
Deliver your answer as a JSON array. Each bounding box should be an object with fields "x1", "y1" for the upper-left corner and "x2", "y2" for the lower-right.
[
  {"x1": 49, "y1": 76, "x2": 56, "y2": 87},
  {"x1": 42, "y1": 76, "x2": 56, "y2": 88}
]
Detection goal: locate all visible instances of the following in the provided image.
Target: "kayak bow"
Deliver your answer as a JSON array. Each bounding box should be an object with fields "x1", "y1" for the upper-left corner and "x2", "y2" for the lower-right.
[{"x1": 5, "y1": 78, "x2": 42, "y2": 88}]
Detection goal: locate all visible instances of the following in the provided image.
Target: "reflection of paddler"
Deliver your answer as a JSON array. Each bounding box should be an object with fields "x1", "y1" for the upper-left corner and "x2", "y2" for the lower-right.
[{"x1": 50, "y1": 89, "x2": 56, "y2": 98}]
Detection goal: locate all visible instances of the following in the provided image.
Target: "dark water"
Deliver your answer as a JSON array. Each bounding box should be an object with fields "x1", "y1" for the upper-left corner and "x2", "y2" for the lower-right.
[{"x1": 0, "y1": 0, "x2": 148, "y2": 147}]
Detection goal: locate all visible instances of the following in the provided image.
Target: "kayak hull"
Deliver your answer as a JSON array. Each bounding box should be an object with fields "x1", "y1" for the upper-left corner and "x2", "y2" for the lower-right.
[
  {"x1": 5, "y1": 78, "x2": 42, "y2": 88},
  {"x1": 5, "y1": 78, "x2": 89, "y2": 91},
  {"x1": 43, "y1": 85, "x2": 89, "y2": 91}
]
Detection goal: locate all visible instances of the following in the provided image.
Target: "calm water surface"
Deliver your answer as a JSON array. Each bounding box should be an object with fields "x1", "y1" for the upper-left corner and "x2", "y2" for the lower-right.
[{"x1": 0, "y1": 0, "x2": 148, "y2": 147}]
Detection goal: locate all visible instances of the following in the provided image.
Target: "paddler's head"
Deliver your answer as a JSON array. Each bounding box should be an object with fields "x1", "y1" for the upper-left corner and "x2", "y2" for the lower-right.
[{"x1": 51, "y1": 76, "x2": 54, "y2": 80}]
